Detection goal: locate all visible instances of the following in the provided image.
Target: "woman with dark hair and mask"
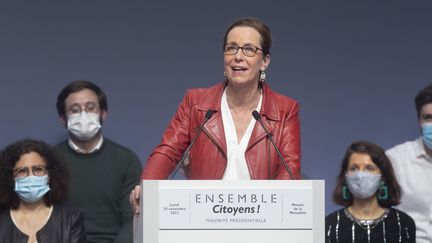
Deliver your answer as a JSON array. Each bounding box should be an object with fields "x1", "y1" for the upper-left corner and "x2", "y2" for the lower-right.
[
  {"x1": 325, "y1": 141, "x2": 415, "y2": 243},
  {"x1": 0, "y1": 139, "x2": 86, "y2": 243}
]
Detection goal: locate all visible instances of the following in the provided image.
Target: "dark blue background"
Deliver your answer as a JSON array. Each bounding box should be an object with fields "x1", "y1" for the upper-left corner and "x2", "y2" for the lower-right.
[{"x1": 1, "y1": 1, "x2": 431, "y2": 214}]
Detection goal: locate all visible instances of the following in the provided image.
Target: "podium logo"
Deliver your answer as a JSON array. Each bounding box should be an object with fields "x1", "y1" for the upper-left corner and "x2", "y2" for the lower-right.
[
  {"x1": 195, "y1": 193, "x2": 278, "y2": 204},
  {"x1": 194, "y1": 193, "x2": 278, "y2": 216}
]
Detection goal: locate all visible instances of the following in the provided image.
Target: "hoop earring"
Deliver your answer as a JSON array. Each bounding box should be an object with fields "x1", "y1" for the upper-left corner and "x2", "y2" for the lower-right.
[
  {"x1": 377, "y1": 181, "x2": 388, "y2": 200},
  {"x1": 260, "y1": 70, "x2": 266, "y2": 82},
  {"x1": 342, "y1": 184, "x2": 351, "y2": 201}
]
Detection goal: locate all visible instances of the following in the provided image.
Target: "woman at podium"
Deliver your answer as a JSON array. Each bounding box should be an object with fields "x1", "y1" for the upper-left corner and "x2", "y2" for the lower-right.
[
  {"x1": 131, "y1": 17, "x2": 300, "y2": 213},
  {"x1": 325, "y1": 141, "x2": 415, "y2": 243},
  {"x1": 142, "y1": 17, "x2": 300, "y2": 180}
]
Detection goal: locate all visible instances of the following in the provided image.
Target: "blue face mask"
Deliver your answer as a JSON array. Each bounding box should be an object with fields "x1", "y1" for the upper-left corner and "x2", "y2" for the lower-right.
[
  {"x1": 15, "y1": 175, "x2": 50, "y2": 203},
  {"x1": 422, "y1": 123, "x2": 432, "y2": 149}
]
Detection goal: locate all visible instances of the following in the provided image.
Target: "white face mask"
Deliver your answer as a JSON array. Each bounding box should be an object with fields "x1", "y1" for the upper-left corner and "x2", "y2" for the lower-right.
[
  {"x1": 345, "y1": 171, "x2": 382, "y2": 199},
  {"x1": 67, "y1": 112, "x2": 101, "y2": 141}
]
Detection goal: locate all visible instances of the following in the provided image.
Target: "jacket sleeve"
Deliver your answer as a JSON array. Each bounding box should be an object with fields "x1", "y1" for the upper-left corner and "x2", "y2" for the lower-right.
[
  {"x1": 276, "y1": 101, "x2": 301, "y2": 179},
  {"x1": 115, "y1": 152, "x2": 143, "y2": 243},
  {"x1": 403, "y1": 211, "x2": 416, "y2": 243},
  {"x1": 70, "y1": 210, "x2": 87, "y2": 243},
  {"x1": 141, "y1": 91, "x2": 192, "y2": 179}
]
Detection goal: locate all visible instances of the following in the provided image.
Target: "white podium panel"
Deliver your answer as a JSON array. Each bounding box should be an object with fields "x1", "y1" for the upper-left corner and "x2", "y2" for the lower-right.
[{"x1": 133, "y1": 180, "x2": 324, "y2": 243}]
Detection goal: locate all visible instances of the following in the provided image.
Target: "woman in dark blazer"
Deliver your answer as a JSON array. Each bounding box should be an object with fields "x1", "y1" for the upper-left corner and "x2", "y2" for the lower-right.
[{"x1": 0, "y1": 139, "x2": 86, "y2": 243}]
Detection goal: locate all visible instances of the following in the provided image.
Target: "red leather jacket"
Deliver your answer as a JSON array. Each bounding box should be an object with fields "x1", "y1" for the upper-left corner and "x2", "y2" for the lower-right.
[{"x1": 142, "y1": 82, "x2": 301, "y2": 179}]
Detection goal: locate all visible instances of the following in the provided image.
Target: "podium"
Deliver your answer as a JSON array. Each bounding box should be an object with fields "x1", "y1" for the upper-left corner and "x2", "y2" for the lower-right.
[{"x1": 133, "y1": 180, "x2": 324, "y2": 243}]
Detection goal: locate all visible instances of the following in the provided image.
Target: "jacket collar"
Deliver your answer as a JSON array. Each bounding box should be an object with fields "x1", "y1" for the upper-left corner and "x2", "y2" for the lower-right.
[
  {"x1": 199, "y1": 82, "x2": 280, "y2": 155},
  {"x1": 199, "y1": 82, "x2": 226, "y2": 156},
  {"x1": 260, "y1": 82, "x2": 280, "y2": 121},
  {"x1": 198, "y1": 81, "x2": 280, "y2": 121},
  {"x1": 198, "y1": 82, "x2": 226, "y2": 112}
]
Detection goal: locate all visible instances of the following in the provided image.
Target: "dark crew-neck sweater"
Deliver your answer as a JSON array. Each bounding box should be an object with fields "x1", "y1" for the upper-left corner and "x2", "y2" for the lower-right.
[{"x1": 55, "y1": 138, "x2": 142, "y2": 243}]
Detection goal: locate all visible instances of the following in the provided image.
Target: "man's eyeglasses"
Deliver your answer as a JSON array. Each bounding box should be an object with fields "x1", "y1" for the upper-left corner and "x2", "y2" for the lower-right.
[
  {"x1": 13, "y1": 165, "x2": 47, "y2": 179},
  {"x1": 66, "y1": 102, "x2": 100, "y2": 115},
  {"x1": 223, "y1": 44, "x2": 263, "y2": 57}
]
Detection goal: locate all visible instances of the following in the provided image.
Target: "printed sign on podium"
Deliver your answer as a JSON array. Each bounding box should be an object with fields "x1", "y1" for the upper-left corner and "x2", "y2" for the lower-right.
[{"x1": 133, "y1": 180, "x2": 324, "y2": 243}]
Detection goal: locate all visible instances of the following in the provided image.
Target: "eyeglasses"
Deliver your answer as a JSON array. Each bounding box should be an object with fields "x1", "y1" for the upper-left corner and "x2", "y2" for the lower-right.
[
  {"x1": 223, "y1": 44, "x2": 263, "y2": 57},
  {"x1": 66, "y1": 102, "x2": 100, "y2": 115},
  {"x1": 13, "y1": 165, "x2": 47, "y2": 179}
]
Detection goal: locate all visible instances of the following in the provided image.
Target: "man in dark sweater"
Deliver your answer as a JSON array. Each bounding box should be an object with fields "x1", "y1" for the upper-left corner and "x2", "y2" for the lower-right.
[{"x1": 54, "y1": 80, "x2": 142, "y2": 243}]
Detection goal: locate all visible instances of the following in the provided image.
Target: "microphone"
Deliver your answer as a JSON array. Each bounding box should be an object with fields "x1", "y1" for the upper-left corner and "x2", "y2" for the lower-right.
[
  {"x1": 169, "y1": 110, "x2": 215, "y2": 179},
  {"x1": 252, "y1": 110, "x2": 294, "y2": 179}
]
